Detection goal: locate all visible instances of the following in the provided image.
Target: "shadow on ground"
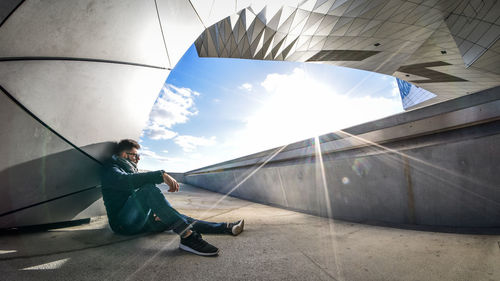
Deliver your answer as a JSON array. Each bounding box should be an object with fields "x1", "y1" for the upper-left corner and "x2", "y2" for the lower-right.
[{"x1": 0, "y1": 184, "x2": 499, "y2": 281}]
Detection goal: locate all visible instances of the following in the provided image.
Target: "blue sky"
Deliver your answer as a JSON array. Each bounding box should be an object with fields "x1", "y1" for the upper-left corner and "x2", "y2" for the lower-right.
[{"x1": 138, "y1": 44, "x2": 403, "y2": 172}]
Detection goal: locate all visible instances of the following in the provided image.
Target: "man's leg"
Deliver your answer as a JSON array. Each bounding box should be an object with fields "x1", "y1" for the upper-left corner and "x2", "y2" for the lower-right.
[
  {"x1": 182, "y1": 215, "x2": 245, "y2": 236},
  {"x1": 135, "y1": 186, "x2": 233, "y2": 234},
  {"x1": 134, "y1": 185, "x2": 191, "y2": 236},
  {"x1": 181, "y1": 215, "x2": 227, "y2": 234},
  {"x1": 133, "y1": 185, "x2": 219, "y2": 256}
]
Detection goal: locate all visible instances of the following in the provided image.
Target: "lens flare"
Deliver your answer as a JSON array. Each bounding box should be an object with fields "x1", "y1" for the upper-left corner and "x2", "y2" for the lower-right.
[
  {"x1": 351, "y1": 158, "x2": 371, "y2": 176},
  {"x1": 341, "y1": 177, "x2": 350, "y2": 185}
]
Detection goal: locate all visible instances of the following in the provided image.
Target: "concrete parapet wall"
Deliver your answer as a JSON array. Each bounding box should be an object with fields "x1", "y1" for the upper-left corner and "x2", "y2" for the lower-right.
[
  {"x1": 167, "y1": 172, "x2": 185, "y2": 183},
  {"x1": 184, "y1": 87, "x2": 500, "y2": 228}
]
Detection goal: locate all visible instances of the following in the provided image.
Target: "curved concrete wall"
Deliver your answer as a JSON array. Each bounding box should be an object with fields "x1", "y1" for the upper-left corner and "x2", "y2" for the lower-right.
[
  {"x1": 185, "y1": 86, "x2": 500, "y2": 228},
  {"x1": 0, "y1": 87, "x2": 109, "y2": 227},
  {"x1": 0, "y1": 0, "x2": 173, "y2": 228}
]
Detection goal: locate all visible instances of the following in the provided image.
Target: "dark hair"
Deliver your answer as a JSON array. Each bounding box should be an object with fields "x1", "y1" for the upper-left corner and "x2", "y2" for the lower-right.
[{"x1": 116, "y1": 139, "x2": 140, "y2": 154}]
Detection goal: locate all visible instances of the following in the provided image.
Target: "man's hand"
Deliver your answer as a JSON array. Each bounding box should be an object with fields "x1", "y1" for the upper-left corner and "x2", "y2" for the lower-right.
[{"x1": 162, "y1": 172, "x2": 179, "y2": 192}]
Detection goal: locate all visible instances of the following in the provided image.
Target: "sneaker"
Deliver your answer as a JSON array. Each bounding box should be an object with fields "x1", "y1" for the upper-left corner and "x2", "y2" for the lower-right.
[
  {"x1": 180, "y1": 231, "x2": 219, "y2": 256},
  {"x1": 227, "y1": 219, "x2": 244, "y2": 236}
]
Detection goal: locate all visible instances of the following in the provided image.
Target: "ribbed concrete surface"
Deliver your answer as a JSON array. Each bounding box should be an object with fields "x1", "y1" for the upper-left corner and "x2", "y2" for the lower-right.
[{"x1": 0, "y1": 184, "x2": 499, "y2": 281}]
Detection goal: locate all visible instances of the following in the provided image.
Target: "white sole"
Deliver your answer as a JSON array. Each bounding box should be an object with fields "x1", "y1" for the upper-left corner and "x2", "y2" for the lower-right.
[
  {"x1": 179, "y1": 244, "x2": 219, "y2": 256},
  {"x1": 232, "y1": 219, "x2": 244, "y2": 236}
]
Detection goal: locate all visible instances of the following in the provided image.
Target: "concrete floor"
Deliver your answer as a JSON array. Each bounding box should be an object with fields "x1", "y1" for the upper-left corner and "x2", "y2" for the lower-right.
[{"x1": 0, "y1": 184, "x2": 499, "y2": 281}]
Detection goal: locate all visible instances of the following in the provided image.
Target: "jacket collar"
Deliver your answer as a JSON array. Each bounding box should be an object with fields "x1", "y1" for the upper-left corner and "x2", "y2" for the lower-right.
[{"x1": 112, "y1": 154, "x2": 138, "y2": 173}]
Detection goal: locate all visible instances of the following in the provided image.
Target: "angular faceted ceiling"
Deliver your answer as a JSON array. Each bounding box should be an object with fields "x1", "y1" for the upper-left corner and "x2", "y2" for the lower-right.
[{"x1": 195, "y1": 0, "x2": 500, "y2": 108}]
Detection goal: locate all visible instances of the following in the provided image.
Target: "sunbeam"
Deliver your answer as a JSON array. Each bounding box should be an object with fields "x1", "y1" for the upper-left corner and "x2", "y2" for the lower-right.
[
  {"x1": 277, "y1": 169, "x2": 289, "y2": 207},
  {"x1": 315, "y1": 136, "x2": 344, "y2": 280}
]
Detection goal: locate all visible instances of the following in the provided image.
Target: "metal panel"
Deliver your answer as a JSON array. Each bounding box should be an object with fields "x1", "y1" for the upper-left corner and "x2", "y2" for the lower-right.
[
  {"x1": 0, "y1": 0, "x2": 169, "y2": 67},
  {"x1": 306, "y1": 49, "x2": 380, "y2": 61},
  {"x1": 0, "y1": 89, "x2": 104, "y2": 228},
  {"x1": 0, "y1": 187, "x2": 104, "y2": 228},
  {"x1": 0, "y1": 61, "x2": 169, "y2": 151},
  {"x1": 156, "y1": 0, "x2": 206, "y2": 68}
]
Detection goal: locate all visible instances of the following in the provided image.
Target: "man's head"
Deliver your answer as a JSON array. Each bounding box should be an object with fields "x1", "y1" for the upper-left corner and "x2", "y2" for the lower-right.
[{"x1": 116, "y1": 139, "x2": 141, "y2": 164}]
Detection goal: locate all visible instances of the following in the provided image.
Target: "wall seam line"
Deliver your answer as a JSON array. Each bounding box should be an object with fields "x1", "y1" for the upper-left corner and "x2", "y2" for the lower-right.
[
  {"x1": 0, "y1": 185, "x2": 100, "y2": 218},
  {"x1": 0, "y1": 57, "x2": 170, "y2": 70},
  {"x1": 0, "y1": 0, "x2": 26, "y2": 28},
  {"x1": 153, "y1": 0, "x2": 172, "y2": 67},
  {"x1": 0, "y1": 84, "x2": 102, "y2": 166}
]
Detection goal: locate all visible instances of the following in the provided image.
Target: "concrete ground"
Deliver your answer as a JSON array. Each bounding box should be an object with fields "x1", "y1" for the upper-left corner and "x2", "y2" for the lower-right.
[{"x1": 0, "y1": 184, "x2": 499, "y2": 281}]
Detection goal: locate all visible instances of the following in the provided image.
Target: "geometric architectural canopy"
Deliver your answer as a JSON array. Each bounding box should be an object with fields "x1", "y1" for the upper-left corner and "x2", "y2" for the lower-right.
[{"x1": 195, "y1": 0, "x2": 500, "y2": 108}]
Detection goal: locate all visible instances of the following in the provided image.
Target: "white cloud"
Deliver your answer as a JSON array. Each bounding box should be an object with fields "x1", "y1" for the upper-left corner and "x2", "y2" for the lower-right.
[
  {"x1": 143, "y1": 123, "x2": 177, "y2": 140},
  {"x1": 139, "y1": 147, "x2": 178, "y2": 163},
  {"x1": 227, "y1": 68, "x2": 403, "y2": 156},
  {"x1": 174, "y1": 135, "x2": 216, "y2": 152},
  {"x1": 260, "y1": 73, "x2": 283, "y2": 92},
  {"x1": 149, "y1": 84, "x2": 199, "y2": 128},
  {"x1": 140, "y1": 69, "x2": 404, "y2": 172},
  {"x1": 189, "y1": 153, "x2": 203, "y2": 159},
  {"x1": 239, "y1": 83, "x2": 253, "y2": 91},
  {"x1": 142, "y1": 84, "x2": 200, "y2": 141},
  {"x1": 139, "y1": 149, "x2": 168, "y2": 162},
  {"x1": 138, "y1": 147, "x2": 189, "y2": 171},
  {"x1": 391, "y1": 79, "x2": 400, "y2": 97}
]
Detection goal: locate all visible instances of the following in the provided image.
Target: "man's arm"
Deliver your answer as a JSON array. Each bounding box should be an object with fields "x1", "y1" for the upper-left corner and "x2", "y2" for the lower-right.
[
  {"x1": 102, "y1": 165, "x2": 164, "y2": 191},
  {"x1": 162, "y1": 172, "x2": 179, "y2": 192}
]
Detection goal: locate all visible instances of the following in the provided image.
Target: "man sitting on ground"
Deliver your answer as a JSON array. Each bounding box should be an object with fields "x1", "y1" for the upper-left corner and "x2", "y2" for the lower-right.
[{"x1": 101, "y1": 139, "x2": 244, "y2": 256}]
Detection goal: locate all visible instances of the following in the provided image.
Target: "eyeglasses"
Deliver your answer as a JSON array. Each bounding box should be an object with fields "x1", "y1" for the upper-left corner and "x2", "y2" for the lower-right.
[{"x1": 126, "y1": 152, "x2": 140, "y2": 159}]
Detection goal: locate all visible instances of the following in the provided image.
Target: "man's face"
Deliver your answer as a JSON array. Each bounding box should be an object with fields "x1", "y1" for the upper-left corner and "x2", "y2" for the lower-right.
[{"x1": 122, "y1": 147, "x2": 140, "y2": 164}]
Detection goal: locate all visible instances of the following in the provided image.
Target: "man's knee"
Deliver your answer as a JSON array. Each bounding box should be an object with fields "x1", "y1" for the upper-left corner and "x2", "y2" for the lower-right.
[
  {"x1": 135, "y1": 185, "x2": 162, "y2": 197},
  {"x1": 134, "y1": 185, "x2": 172, "y2": 207}
]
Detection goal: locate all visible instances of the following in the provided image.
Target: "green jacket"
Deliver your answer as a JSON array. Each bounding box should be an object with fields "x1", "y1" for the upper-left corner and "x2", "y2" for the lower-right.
[{"x1": 100, "y1": 155, "x2": 163, "y2": 233}]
